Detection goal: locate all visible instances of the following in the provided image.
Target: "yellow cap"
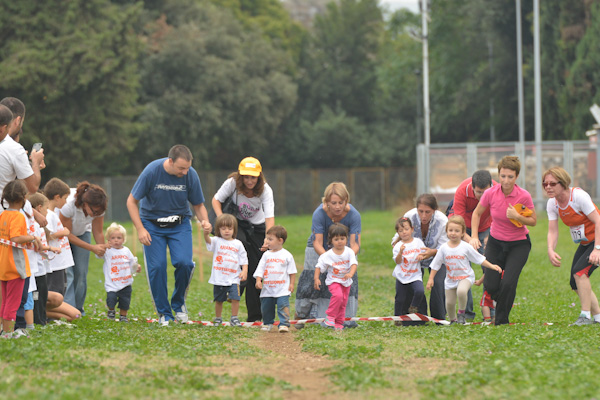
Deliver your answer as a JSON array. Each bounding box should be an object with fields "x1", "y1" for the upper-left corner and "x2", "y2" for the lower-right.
[{"x1": 238, "y1": 157, "x2": 262, "y2": 177}]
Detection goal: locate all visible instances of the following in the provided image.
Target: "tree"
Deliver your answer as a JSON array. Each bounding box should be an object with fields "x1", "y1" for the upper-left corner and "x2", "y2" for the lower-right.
[
  {"x1": 0, "y1": 0, "x2": 143, "y2": 177},
  {"x1": 137, "y1": 0, "x2": 297, "y2": 171}
]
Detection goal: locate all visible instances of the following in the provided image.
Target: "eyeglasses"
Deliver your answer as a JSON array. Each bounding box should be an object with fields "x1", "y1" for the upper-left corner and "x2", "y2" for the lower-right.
[
  {"x1": 542, "y1": 182, "x2": 559, "y2": 189},
  {"x1": 86, "y1": 203, "x2": 104, "y2": 216}
]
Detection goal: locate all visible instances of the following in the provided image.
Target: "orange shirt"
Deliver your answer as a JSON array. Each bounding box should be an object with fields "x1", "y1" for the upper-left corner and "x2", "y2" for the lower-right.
[{"x1": 0, "y1": 210, "x2": 31, "y2": 281}]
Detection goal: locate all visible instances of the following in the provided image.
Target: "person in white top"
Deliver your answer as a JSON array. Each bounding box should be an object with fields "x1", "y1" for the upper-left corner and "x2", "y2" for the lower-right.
[
  {"x1": 254, "y1": 226, "x2": 297, "y2": 333},
  {"x1": 427, "y1": 216, "x2": 501, "y2": 324},
  {"x1": 212, "y1": 157, "x2": 274, "y2": 323},
  {"x1": 202, "y1": 214, "x2": 248, "y2": 327},
  {"x1": 391, "y1": 217, "x2": 426, "y2": 319},
  {"x1": 44, "y1": 179, "x2": 81, "y2": 322},
  {"x1": 97, "y1": 223, "x2": 141, "y2": 323},
  {"x1": 314, "y1": 223, "x2": 358, "y2": 331},
  {"x1": 59, "y1": 180, "x2": 108, "y2": 315}
]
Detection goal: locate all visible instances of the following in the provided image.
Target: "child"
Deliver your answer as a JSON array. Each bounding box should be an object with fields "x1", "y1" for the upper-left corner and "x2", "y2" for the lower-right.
[
  {"x1": 28, "y1": 193, "x2": 61, "y2": 326},
  {"x1": 254, "y1": 226, "x2": 297, "y2": 333},
  {"x1": 0, "y1": 180, "x2": 40, "y2": 338},
  {"x1": 202, "y1": 214, "x2": 248, "y2": 327},
  {"x1": 392, "y1": 217, "x2": 426, "y2": 317},
  {"x1": 314, "y1": 223, "x2": 358, "y2": 331},
  {"x1": 97, "y1": 223, "x2": 140, "y2": 322},
  {"x1": 44, "y1": 178, "x2": 80, "y2": 322},
  {"x1": 426, "y1": 216, "x2": 502, "y2": 324}
]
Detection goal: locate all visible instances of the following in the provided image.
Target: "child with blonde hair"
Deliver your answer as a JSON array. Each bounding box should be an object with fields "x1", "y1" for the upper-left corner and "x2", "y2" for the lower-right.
[
  {"x1": 97, "y1": 223, "x2": 140, "y2": 322},
  {"x1": 427, "y1": 216, "x2": 502, "y2": 324},
  {"x1": 202, "y1": 214, "x2": 248, "y2": 327}
]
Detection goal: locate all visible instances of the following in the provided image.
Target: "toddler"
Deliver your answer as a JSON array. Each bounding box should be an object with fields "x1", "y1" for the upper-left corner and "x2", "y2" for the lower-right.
[
  {"x1": 254, "y1": 225, "x2": 297, "y2": 333},
  {"x1": 202, "y1": 214, "x2": 248, "y2": 327}
]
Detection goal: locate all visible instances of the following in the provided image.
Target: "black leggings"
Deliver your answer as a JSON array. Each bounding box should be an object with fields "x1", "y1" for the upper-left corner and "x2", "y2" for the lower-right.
[
  {"x1": 484, "y1": 235, "x2": 531, "y2": 325},
  {"x1": 237, "y1": 221, "x2": 265, "y2": 322}
]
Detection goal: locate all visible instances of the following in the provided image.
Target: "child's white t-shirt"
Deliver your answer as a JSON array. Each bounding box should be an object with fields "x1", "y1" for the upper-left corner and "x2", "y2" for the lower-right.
[
  {"x1": 21, "y1": 200, "x2": 38, "y2": 292},
  {"x1": 35, "y1": 222, "x2": 51, "y2": 276},
  {"x1": 97, "y1": 247, "x2": 136, "y2": 292},
  {"x1": 46, "y1": 209, "x2": 75, "y2": 272},
  {"x1": 253, "y1": 248, "x2": 297, "y2": 298},
  {"x1": 316, "y1": 247, "x2": 358, "y2": 288},
  {"x1": 430, "y1": 241, "x2": 485, "y2": 289},
  {"x1": 392, "y1": 238, "x2": 425, "y2": 284},
  {"x1": 206, "y1": 237, "x2": 248, "y2": 286}
]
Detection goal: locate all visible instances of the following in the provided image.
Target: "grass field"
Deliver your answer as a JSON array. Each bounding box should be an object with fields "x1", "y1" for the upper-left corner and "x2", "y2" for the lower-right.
[{"x1": 1, "y1": 210, "x2": 599, "y2": 399}]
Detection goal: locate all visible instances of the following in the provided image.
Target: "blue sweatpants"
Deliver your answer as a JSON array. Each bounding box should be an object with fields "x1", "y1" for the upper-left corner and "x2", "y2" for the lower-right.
[{"x1": 142, "y1": 218, "x2": 195, "y2": 321}]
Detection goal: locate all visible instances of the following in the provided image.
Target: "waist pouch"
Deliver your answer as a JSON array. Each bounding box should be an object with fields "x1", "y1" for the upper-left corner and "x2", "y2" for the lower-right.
[{"x1": 150, "y1": 215, "x2": 183, "y2": 228}]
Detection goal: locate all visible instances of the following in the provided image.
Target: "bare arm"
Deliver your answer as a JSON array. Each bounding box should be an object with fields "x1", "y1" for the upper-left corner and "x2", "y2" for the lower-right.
[
  {"x1": 350, "y1": 233, "x2": 361, "y2": 255},
  {"x1": 469, "y1": 203, "x2": 486, "y2": 250},
  {"x1": 211, "y1": 197, "x2": 223, "y2": 216},
  {"x1": 127, "y1": 193, "x2": 151, "y2": 246},
  {"x1": 24, "y1": 149, "x2": 44, "y2": 194},
  {"x1": 313, "y1": 233, "x2": 326, "y2": 256}
]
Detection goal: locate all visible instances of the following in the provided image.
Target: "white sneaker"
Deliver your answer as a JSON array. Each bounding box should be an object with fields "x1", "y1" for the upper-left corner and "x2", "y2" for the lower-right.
[
  {"x1": 278, "y1": 325, "x2": 289, "y2": 333},
  {"x1": 12, "y1": 328, "x2": 29, "y2": 339},
  {"x1": 158, "y1": 315, "x2": 170, "y2": 327},
  {"x1": 261, "y1": 324, "x2": 272, "y2": 332},
  {"x1": 175, "y1": 306, "x2": 189, "y2": 323}
]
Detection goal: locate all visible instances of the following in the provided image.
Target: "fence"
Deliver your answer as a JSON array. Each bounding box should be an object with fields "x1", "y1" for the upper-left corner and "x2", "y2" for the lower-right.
[
  {"x1": 64, "y1": 167, "x2": 416, "y2": 222},
  {"x1": 416, "y1": 140, "x2": 600, "y2": 209}
]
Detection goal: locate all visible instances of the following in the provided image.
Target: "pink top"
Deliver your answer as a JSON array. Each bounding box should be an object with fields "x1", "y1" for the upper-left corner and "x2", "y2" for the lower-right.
[{"x1": 479, "y1": 183, "x2": 533, "y2": 242}]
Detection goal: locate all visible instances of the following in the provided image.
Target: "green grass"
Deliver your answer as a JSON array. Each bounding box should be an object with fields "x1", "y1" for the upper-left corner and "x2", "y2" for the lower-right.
[{"x1": 1, "y1": 210, "x2": 599, "y2": 399}]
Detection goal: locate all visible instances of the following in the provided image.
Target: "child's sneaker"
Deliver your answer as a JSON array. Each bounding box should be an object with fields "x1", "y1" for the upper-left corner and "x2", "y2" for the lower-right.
[
  {"x1": 457, "y1": 314, "x2": 466, "y2": 325},
  {"x1": 570, "y1": 316, "x2": 594, "y2": 326},
  {"x1": 323, "y1": 316, "x2": 335, "y2": 327},
  {"x1": 482, "y1": 319, "x2": 493, "y2": 326},
  {"x1": 213, "y1": 317, "x2": 223, "y2": 326},
  {"x1": 12, "y1": 328, "x2": 29, "y2": 339},
  {"x1": 120, "y1": 315, "x2": 129, "y2": 323},
  {"x1": 175, "y1": 306, "x2": 189, "y2": 323},
  {"x1": 107, "y1": 310, "x2": 116, "y2": 320},
  {"x1": 261, "y1": 324, "x2": 272, "y2": 332},
  {"x1": 408, "y1": 306, "x2": 419, "y2": 314},
  {"x1": 278, "y1": 325, "x2": 289, "y2": 333},
  {"x1": 230, "y1": 316, "x2": 242, "y2": 327}
]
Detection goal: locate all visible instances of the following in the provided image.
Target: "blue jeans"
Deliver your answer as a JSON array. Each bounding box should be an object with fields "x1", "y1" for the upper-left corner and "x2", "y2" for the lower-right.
[
  {"x1": 64, "y1": 231, "x2": 91, "y2": 314},
  {"x1": 142, "y1": 218, "x2": 195, "y2": 321},
  {"x1": 261, "y1": 296, "x2": 290, "y2": 327}
]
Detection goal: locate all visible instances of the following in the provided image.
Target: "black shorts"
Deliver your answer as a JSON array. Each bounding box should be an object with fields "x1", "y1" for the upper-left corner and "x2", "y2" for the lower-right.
[
  {"x1": 570, "y1": 243, "x2": 598, "y2": 290},
  {"x1": 47, "y1": 270, "x2": 67, "y2": 295}
]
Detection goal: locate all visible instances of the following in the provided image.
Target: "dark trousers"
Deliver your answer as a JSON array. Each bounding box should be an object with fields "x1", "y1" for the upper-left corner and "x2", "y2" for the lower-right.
[
  {"x1": 419, "y1": 266, "x2": 446, "y2": 319},
  {"x1": 394, "y1": 280, "x2": 425, "y2": 315},
  {"x1": 237, "y1": 221, "x2": 265, "y2": 322},
  {"x1": 484, "y1": 235, "x2": 531, "y2": 325},
  {"x1": 33, "y1": 275, "x2": 48, "y2": 326},
  {"x1": 15, "y1": 277, "x2": 30, "y2": 329}
]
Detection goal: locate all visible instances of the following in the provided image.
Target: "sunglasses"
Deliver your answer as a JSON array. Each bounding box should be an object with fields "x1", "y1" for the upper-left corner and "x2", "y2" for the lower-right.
[{"x1": 542, "y1": 182, "x2": 559, "y2": 189}]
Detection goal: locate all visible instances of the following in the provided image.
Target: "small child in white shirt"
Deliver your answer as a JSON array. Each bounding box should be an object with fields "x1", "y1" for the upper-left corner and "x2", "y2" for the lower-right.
[
  {"x1": 254, "y1": 226, "x2": 297, "y2": 333},
  {"x1": 314, "y1": 223, "x2": 358, "y2": 331},
  {"x1": 97, "y1": 223, "x2": 140, "y2": 322},
  {"x1": 427, "y1": 216, "x2": 502, "y2": 324},
  {"x1": 202, "y1": 214, "x2": 248, "y2": 327}
]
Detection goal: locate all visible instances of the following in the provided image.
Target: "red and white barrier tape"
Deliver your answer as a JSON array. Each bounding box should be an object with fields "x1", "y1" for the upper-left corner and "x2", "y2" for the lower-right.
[
  {"x1": 146, "y1": 313, "x2": 450, "y2": 326},
  {"x1": 0, "y1": 237, "x2": 51, "y2": 260}
]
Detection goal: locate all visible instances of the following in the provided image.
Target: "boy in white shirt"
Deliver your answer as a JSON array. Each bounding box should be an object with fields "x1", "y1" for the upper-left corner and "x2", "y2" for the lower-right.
[
  {"x1": 97, "y1": 223, "x2": 140, "y2": 322},
  {"x1": 202, "y1": 214, "x2": 248, "y2": 327},
  {"x1": 254, "y1": 226, "x2": 297, "y2": 333}
]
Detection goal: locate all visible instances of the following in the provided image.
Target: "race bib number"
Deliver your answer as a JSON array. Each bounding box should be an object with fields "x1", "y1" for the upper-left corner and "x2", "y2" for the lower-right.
[{"x1": 570, "y1": 224, "x2": 588, "y2": 243}]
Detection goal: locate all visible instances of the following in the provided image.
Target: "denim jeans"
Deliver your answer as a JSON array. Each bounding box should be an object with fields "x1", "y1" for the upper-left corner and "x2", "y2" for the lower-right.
[
  {"x1": 64, "y1": 231, "x2": 91, "y2": 314},
  {"x1": 260, "y1": 296, "x2": 290, "y2": 327}
]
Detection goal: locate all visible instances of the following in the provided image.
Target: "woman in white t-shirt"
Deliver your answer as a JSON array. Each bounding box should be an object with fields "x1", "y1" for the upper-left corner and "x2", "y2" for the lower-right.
[
  {"x1": 212, "y1": 157, "x2": 274, "y2": 322},
  {"x1": 59, "y1": 181, "x2": 109, "y2": 315}
]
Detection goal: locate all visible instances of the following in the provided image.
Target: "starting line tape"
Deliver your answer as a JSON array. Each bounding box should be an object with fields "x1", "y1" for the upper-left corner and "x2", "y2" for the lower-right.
[
  {"x1": 146, "y1": 313, "x2": 451, "y2": 326},
  {"x1": 0, "y1": 238, "x2": 52, "y2": 260}
]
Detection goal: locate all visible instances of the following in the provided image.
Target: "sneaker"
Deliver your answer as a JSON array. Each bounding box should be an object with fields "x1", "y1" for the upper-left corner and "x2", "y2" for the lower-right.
[
  {"x1": 408, "y1": 306, "x2": 419, "y2": 314},
  {"x1": 119, "y1": 315, "x2": 129, "y2": 323},
  {"x1": 175, "y1": 306, "x2": 189, "y2": 324},
  {"x1": 323, "y1": 316, "x2": 335, "y2": 327},
  {"x1": 482, "y1": 319, "x2": 493, "y2": 326},
  {"x1": 12, "y1": 328, "x2": 29, "y2": 339},
  {"x1": 457, "y1": 314, "x2": 466, "y2": 325},
  {"x1": 261, "y1": 324, "x2": 272, "y2": 332},
  {"x1": 213, "y1": 317, "x2": 223, "y2": 326},
  {"x1": 0, "y1": 332, "x2": 12, "y2": 339},
  {"x1": 279, "y1": 325, "x2": 289, "y2": 333},
  {"x1": 158, "y1": 315, "x2": 170, "y2": 327},
  {"x1": 230, "y1": 316, "x2": 242, "y2": 327},
  {"x1": 570, "y1": 316, "x2": 594, "y2": 326},
  {"x1": 107, "y1": 310, "x2": 116, "y2": 320}
]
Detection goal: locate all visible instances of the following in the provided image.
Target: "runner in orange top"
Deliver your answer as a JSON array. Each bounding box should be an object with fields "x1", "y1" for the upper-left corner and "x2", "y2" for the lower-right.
[{"x1": 544, "y1": 167, "x2": 600, "y2": 326}]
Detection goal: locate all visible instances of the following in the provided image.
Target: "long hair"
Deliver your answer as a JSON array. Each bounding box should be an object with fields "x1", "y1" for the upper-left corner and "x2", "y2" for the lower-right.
[
  {"x1": 227, "y1": 171, "x2": 266, "y2": 197},
  {"x1": 74, "y1": 181, "x2": 108, "y2": 213}
]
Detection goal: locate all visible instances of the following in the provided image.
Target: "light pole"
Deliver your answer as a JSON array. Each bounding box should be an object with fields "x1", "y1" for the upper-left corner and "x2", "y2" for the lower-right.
[{"x1": 415, "y1": 69, "x2": 422, "y2": 143}]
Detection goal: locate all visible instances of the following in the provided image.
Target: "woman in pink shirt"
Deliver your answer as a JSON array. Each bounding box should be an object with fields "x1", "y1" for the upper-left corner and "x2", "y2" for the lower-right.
[{"x1": 470, "y1": 156, "x2": 537, "y2": 325}]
